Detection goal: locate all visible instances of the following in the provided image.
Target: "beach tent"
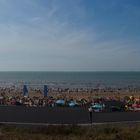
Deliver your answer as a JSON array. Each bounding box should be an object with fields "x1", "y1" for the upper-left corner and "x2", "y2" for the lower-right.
[
  {"x1": 23, "y1": 85, "x2": 28, "y2": 97},
  {"x1": 44, "y1": 85, "x2": 48, "y2": 97}
]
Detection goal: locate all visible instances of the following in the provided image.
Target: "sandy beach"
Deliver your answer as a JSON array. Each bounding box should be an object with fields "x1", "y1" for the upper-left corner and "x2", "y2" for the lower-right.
[{"x1": 0, "y1": 86, "x2": 140, "y2": 100}]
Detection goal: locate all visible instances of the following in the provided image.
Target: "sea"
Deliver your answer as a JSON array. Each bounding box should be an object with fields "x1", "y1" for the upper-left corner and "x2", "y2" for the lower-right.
[{"x1": 0, "y1": 71, "x2": 140, "y2": 89}]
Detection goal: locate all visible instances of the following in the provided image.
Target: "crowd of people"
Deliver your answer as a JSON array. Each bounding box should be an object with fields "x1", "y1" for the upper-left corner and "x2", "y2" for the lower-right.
[
  {"x1": 0, "y1": 95, "x2": 91, "y2": 107},
  {"x1": 0, "y1": 86, "x2": 139, "y2": 111}
]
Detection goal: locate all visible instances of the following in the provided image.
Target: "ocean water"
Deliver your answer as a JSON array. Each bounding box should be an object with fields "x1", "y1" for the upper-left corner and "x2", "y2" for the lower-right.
[{"x1": 0, "y1": 71, "x2": 140, "y2": 89}]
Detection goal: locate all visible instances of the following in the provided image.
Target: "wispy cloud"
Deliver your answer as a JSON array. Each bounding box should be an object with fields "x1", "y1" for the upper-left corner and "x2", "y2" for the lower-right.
[{"x1": 0, "y1": 0, "x2": 140, "y2": 71}]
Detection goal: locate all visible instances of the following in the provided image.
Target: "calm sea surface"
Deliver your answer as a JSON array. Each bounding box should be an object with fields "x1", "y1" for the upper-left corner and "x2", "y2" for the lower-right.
[{"x1": 0, "y1": 72, "x2": 140, "y2": 89}]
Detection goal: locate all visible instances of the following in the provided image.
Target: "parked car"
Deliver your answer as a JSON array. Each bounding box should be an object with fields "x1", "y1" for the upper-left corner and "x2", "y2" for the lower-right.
[
  {"x1": 55, "y1": 99, "x2": 65, "y2": 106},
  {"x1": 104, "y1": 100, "x2": 125, "y2": 112},
  {"x1": 90, "y1": 102, "x2": 105, "y2": 112},
  {"x1": 132, "y1": 100, "x2": 140, "y2": 111},
  {"x1": 68, "y1": 101, "x2": 79, "y2": 107}
]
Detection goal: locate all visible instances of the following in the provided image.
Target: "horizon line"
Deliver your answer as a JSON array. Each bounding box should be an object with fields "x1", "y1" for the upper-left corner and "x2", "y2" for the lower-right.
[{"x1": 0, "y1": 70, "x2": 140, "y2": 72}]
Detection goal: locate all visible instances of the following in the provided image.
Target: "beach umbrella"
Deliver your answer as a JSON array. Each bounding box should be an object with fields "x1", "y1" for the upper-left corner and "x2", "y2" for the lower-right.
[
  {"x1": 44, "y1": 85, "x2": 48, "y2": 97},
  {"x1": 23, "y1": 85, "x2": 28, "y2": 97}
]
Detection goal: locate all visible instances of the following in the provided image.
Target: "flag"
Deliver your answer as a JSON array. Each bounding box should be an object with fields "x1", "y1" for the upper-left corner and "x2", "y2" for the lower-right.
[
  {"x1": 23, "y1": 85, "x2": 28, "y2": 97},
  {"x1": 44, "y1": 85, "x2": 48, "y2": 97}
]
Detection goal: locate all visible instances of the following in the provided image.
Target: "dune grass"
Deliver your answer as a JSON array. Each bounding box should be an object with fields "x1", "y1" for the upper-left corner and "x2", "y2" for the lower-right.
[{"x1": 0, "y1": 124, "x2": 140, "y2": 140}]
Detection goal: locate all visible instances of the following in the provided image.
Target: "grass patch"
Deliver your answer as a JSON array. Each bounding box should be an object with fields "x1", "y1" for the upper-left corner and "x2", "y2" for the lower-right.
[{"x1": 0, "y1": 124, "x2": 140, "y2": 140}]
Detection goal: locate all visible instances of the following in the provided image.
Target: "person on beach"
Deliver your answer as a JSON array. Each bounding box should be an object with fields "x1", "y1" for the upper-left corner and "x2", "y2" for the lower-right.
[{"x1": 88, "y1": 107, "x2": 93, "y2": 124}]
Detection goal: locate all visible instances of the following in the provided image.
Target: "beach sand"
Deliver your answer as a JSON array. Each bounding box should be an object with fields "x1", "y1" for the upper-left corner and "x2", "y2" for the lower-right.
[{"x1": 0, "y1": 87, "x2": 140, "y2": 100}]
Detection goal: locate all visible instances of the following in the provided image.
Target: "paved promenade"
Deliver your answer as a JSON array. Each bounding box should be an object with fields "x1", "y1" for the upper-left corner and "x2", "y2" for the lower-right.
[{"x1": 0, "y1": 106, "x2": 140, "y2": 124}]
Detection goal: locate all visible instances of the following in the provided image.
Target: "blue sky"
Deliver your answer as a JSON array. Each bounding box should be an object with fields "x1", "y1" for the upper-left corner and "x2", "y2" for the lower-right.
[{"x1": 0, "y1": 0, "x2": 140, "y2": 71}]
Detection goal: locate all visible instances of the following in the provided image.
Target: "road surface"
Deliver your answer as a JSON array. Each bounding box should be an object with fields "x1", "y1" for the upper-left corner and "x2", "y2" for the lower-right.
[{"x1": 0, "y1": 106, "x2": 140, "y2": 124}]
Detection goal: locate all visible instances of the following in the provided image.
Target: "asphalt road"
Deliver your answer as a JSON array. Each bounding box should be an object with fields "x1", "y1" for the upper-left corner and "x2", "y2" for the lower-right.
[{"x1": 0, "y1": 106, "x2": 140, "y2": 124}]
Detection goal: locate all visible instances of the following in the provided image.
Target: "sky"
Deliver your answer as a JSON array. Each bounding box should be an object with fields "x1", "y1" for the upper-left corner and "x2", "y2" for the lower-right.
[{"x1": 0, "y1": 0, "x2": 140, "y2": 71}]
